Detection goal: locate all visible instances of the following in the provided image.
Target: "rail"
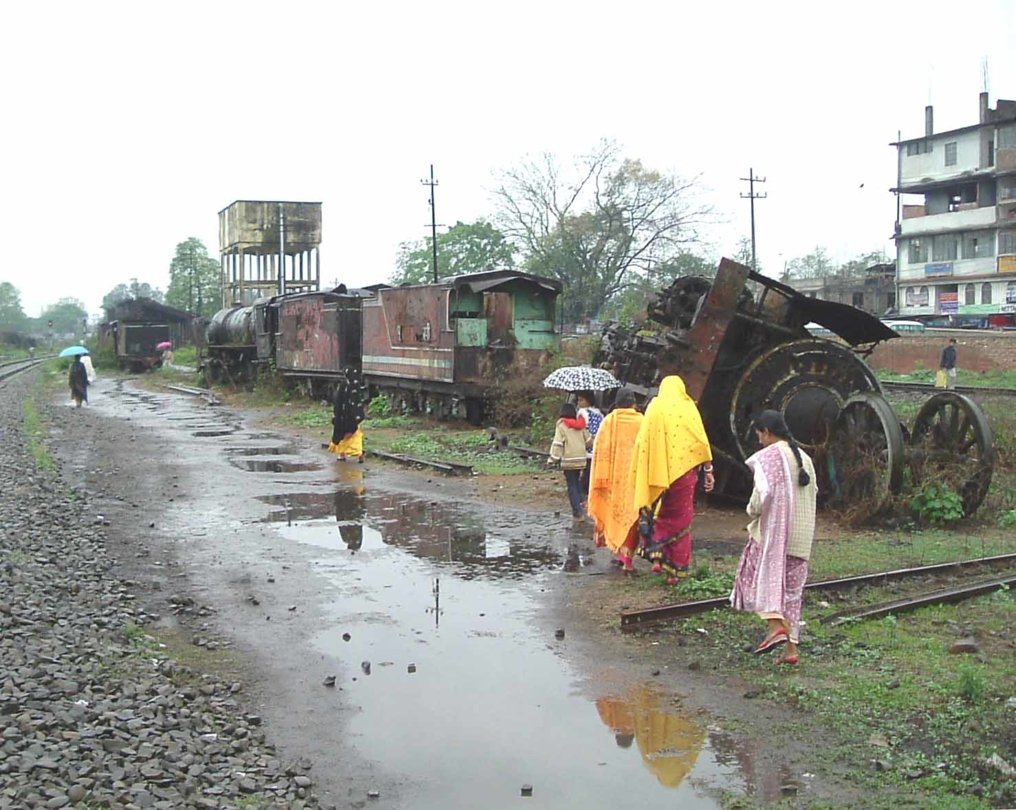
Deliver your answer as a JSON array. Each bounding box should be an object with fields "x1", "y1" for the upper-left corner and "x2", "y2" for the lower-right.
[
  {"x1": 368, "y1": 449, "x2": 475, "y2": 476},
  {"x1": 163, "y1": 383, "x2": 221, "y2": 406},
  {"x1": 882, "y1": 380, "x2": 1016, "y2": 398},
  {"x1": 619, "y1": 552, "x2": 1016, "y2": 631}
]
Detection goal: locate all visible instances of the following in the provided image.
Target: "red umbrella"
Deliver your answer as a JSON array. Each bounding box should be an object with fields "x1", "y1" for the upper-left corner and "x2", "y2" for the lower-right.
[{"x1": 157, "y1": 341, "x2": 173, "y2": 351}]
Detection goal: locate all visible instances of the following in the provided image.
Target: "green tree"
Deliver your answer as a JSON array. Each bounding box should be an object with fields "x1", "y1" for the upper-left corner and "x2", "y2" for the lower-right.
[
  {"x1": 784, "y1": 246, "x2": 833, "y2": 280},
  {"x1": 38, "y1": 298, "x2": 88, "y2": 336},
  {"x1": 166, "y1": 238, "x2": 220, "y2": 317},
  {"x1": 392, "y1": 220, "x2": 515, "y2": 285},
  {"x1": 0, "y1": 282, "x2": 28, "y2": 331},
  {"x1": 494, "y1": 141, "x2": 709, "y2": 322},
  {"x1": 837, "y1": 250, "x2": 887, "y2": 279},
  {"x1": 102, "y1": 279, "x2": 165, "y2": 317},
  {"x1": 732, "y1": 236, "x2": 763, "y2": 274}
]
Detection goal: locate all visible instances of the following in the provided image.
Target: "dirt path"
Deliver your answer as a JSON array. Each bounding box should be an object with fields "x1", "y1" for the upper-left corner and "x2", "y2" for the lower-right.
[{"x1": 50, "y1": 376, "x2": 867, "y2": 808}]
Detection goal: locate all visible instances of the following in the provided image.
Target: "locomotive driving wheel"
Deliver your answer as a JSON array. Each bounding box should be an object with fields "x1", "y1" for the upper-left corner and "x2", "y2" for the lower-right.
[
  {"x1": 909, "y1": 392, "x2": 995, "y2": 517},
  {"x1": 825, "y1": 392, "x2": 905, "y2": 516}
]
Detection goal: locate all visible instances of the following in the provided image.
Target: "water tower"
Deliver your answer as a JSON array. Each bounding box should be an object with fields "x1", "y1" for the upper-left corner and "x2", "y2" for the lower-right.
[{"x1": 218, "y1": 200, "x2": 322, "y2": 304}]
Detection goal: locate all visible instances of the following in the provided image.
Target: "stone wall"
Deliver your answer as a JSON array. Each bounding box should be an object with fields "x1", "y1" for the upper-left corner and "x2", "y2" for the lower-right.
[{"x1": 867, "y1": 329, "x2": 1016, "y2": 375}]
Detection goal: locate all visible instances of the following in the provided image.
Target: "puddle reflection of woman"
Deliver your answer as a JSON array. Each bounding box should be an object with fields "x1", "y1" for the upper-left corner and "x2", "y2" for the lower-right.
[
  {"x1": 730, "y1": 410, "x2": 817, "y2": 666},
  {"x1": 596, "y1": 689, "x2": 705, "y2": 788},
  {"x1": 630, "y1": 376, "x2": 713, "y2": 585},
  {"x1": 329, "y1": 369, "x2": 367, "y2": 463},
  {"x1": 588, "y1": 387, "x2": 643, "y2": 572}
]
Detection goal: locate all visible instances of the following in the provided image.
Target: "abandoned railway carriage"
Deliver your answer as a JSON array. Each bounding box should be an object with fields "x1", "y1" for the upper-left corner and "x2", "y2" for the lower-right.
[
  {"x1": 361, "y1": 270, "x2": 561, "y2": 421},
  {"x1": 202, "y1": 270, "x2": 562, "y2": 421}
]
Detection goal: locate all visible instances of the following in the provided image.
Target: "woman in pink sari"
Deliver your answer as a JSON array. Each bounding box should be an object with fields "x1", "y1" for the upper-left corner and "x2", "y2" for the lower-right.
[{"x1": 730, "y1": 410, "x2": 817, "y2": 665}]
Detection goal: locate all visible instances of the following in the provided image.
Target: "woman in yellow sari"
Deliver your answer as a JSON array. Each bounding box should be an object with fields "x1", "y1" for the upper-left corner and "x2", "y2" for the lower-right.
[
  {"x1": 630, "y1": 375, "x2": 714, "y2": 584},
  {"x1": 588, "y1": 388, "x2": 643, "y2": 572},
  {"x1": 328, "y1": 368, "x2": 367, "y2": 462}
]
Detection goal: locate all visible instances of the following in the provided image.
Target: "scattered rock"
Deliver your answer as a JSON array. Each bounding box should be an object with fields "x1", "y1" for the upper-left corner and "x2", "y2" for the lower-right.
[
  {"x1": 407, "y1": 664, "x2": 417, "y2": 673},
  {"x1": 342, "y1": 632, "x2": 351, "y2": 641},
  {"x1": 520, "y1": 784, "x2": 533, "y2": 797},
  {"x1": 554, "y1": 629, "x2": 565, "y2": 639},
  {"x1": 687, "y1": 661, "x2": 701, "y2": 672},
  {"x1": 323, "y1": 676, "x2": 336, "y2": 687},
  {"x1": 949, "y1": 637, "x2": 979, "y2": 654}
]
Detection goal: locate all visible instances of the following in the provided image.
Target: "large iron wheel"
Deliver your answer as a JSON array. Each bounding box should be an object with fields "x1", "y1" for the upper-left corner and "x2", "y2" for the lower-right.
[
  {"x1": 824, "y1": 392, "x2": 905, "y2": 516},
  {"x1": 729, "y1": 339, "x2": 883, "y2": 460},
  {"x1": 909, "y1": 393, "x2": 995, "y2": 516}
]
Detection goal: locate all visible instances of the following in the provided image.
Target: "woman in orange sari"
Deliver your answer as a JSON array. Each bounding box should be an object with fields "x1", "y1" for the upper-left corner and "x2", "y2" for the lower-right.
[
  {"x1": 588, "y1": 388, "x2": 643, "y2": 572},
  {"x1": 631, "y1": 375, "x2": 714, "y2": 584}
]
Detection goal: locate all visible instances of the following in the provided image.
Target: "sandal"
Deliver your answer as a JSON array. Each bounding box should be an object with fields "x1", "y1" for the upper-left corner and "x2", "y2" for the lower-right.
[
  {"x1": 777, "y1": 654, "x2": 799, "y2": 666},
  {"x1": 753, "y1": 630, "x2": 788, "y2": 655}
]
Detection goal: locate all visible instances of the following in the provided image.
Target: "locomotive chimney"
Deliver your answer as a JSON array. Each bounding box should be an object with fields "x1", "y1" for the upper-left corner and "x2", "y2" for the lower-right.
[
  {"x1": 925, "y1": 105, "x2": 934, "y2": 137},
  {"x1": 979, "y1": 91, "x2": 990, "y2": 123}
]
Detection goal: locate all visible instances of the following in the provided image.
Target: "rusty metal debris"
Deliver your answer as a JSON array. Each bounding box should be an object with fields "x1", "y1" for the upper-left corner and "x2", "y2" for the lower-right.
[
  {"x1": 595, "y1": 258, "x2": 996, "y2": 517},
  {"x1": 369, "y1": 449, "x2": 474, "y2": 476}
]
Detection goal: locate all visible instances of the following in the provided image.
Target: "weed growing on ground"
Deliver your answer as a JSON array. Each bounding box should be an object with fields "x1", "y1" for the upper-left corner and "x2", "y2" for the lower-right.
[
  {"x1": 21, "y1": 397, "x2": 55, "y2": 471},
  {"x1": 910, "y1": 482, "x2": 965, "y2": 524},
  {"x1": 955, "y1": 663, "x2": 986, "y2": 704}
]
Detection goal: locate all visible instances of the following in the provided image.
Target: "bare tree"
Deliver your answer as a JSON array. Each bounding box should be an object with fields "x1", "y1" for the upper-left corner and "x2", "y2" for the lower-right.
[{"x1": 492, "y1": 140, "x2": 710, "y2": 321}]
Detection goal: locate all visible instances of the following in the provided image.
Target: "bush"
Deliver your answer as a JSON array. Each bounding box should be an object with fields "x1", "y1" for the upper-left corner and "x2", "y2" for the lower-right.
[{"x1": 910, "y1": 482, "x2": 964, "y2": 524}]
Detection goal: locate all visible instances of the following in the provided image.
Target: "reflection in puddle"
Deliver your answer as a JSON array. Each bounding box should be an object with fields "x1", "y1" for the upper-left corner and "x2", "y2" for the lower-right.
[
  {"x1": 225, "y1": 445, "x2": 296, "y2": 457},
  {"x1": 232, "y1": 458, "x2": 322, "y2": 473},
  {"x1": 258, "y1": 490, "x2": 569, "y2": 579},
  {"x1": 263, "y1": 485, "x2": 760, "y2": 808},
  {"x1": 595, "y1": 688, "x2": 705, "y2": 788}
]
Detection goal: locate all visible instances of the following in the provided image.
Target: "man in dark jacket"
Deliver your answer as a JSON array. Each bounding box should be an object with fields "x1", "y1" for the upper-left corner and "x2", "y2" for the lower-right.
[{"x1": 939, "y1": 338, "x2": 957, "y2": 389}]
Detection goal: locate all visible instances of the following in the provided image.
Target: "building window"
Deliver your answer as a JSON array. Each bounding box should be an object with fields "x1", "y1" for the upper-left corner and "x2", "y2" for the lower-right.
[
  {"x1": 932, "y1": 234, "x2": 958, "y2": 262},
  {"x1": 422, "y1": 321, "x2": 432, "y2": 342},
  {"x1": 906, "y1": 140, "x2": 932, "y2": 156},
  {"x1": 1007, "y1": 282, "x2": 1016, "y2": 305},
  {"x1": 1000, "y1": 230, "x2": 1016, "y2": 255},
  {"x1": 944, "y1": 142, "x2": 957, "y2": 166},
  {"x1": 982, "y1": 283, "x2": 993, "y2": 305},
  {"x1": 908, "y1": 238, "x2": 928, "y2": 264},
  {"x1": 965, "y1": 284, "x2": 976, "y2": 305},
  {"x1": 396, "y1": 324, "x2": 404, "y2": 342}
]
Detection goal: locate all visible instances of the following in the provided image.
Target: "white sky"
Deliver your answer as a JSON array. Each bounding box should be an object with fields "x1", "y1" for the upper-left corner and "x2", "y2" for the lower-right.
[{"x1": 2, "y1": 0, "x2": 1014, "y2": 318}]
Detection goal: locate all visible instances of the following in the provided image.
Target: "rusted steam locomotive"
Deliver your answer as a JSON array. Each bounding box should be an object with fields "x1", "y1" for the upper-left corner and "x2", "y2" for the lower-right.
[
  {"x1": 597, "y1": 258, "x2": 995, "y2": 516},
  {"x1": 203, "y1": 269, "x2": 562, "y2": 423}
]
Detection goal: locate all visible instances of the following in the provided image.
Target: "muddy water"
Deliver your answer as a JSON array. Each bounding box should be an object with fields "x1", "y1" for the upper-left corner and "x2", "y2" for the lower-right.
[
  {"x1": 264, "y1": 487, "x2": 744, "y2": 808},
  {"x1": 87, "y1": 379, "x2": 775, "y2": 808}
]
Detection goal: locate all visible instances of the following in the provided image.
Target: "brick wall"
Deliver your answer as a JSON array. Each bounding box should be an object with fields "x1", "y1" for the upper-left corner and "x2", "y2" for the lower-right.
[{"x1": 867, "y1": 329, "x2": 1016, "y2": 374}]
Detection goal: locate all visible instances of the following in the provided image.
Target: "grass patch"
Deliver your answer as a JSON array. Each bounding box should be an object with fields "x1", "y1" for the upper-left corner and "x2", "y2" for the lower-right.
[{"x1": 21, "y1": 397, "x2": 55, "y2": 472}]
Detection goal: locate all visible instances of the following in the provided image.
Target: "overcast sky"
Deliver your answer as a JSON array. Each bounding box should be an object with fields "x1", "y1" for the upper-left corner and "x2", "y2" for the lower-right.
[{"x1": 3, "y1": 0, "x2": 1015, "y2": 318}]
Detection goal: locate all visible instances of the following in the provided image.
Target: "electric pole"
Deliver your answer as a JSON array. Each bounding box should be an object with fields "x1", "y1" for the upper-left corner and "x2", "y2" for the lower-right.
[
  {"x1": 421, "y1": 165, "x2": 439, "y2": 283},
  {"x1": 278, "y1": 203, "x2": 287, "y2": 296},
  {"x1": 739, "y1": 169, "x2": 767, "y2": 273}
]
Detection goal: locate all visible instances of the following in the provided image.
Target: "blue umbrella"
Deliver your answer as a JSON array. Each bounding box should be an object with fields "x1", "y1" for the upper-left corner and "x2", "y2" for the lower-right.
[{"x1": 58, "y1": 345, "x2": 90, "y2": 358}]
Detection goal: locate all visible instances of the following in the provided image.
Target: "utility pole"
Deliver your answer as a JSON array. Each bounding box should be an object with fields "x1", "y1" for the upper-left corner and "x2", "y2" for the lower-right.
[
  {"x1": 421, "y1": 165, "x2": 439, "y2": 283},
  {"x1": 739, "y1": 169, "x2": 767, "y2": 273},
  {"x1": 278, "y1": 202, "x2": 287, "y2": 296}
]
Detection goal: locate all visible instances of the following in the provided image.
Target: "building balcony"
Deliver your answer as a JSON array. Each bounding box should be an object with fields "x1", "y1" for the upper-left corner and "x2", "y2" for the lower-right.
[
  {"x1": 898, "y1": 256, "x2": 998, "y2": 281},
  {"x1": 898, "y1": 205, "x2": 997, "y2": 237}
]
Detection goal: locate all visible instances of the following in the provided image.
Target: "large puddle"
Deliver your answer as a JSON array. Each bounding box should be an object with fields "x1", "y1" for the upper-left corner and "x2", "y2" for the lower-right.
[{"x1": 262, "y1": 483, "x2": 766, "y2": 808}]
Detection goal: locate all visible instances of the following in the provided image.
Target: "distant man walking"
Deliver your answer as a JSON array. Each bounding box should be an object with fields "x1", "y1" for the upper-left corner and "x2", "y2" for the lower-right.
[{"x1": 939, "y1": 337, "x2": 958, "y2": 390}]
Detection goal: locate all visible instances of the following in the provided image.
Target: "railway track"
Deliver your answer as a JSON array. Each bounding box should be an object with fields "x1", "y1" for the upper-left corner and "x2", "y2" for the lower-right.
[
  {"x1": 0, "y1": 357, "x2": 47, "y2": 385},
  {"x1": 881, "y1": 380, "x2": 1016, "y2": 398},
  {"x1": 619, "y1": 552, "x2": 1016, "y2": 631}
]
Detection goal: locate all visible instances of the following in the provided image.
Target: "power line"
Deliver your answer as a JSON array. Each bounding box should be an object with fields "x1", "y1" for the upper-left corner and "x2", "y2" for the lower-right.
[{"x1": 739, "y1": 169, "x2": 767, "y2": 273}]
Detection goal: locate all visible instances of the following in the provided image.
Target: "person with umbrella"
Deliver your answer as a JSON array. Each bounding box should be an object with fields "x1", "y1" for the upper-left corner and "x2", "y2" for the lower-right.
[
  {"x1": 630, "y1": 375, "x2": 714, "y2": 584},
  {"x1": 68, "y1": 353, "x2": 89, "y2": 407},
  {"x1": 546, "y1": 402, "x2": 592, "y2": 521}
]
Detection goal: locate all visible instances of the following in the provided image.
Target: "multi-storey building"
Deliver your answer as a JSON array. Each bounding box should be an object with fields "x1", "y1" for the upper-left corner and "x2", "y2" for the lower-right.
[{"x1": 893, "y1": 93, "x2": 1016, "y2": 326}]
